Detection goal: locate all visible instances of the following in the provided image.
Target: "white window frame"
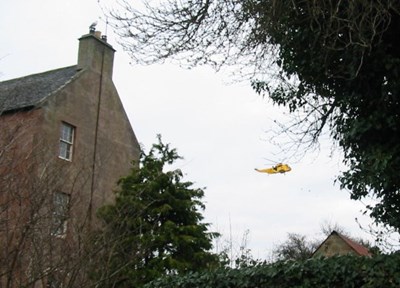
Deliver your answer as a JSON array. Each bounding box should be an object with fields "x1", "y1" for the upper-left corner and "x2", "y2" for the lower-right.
[
  {"x1": 59, "y1": 122, "x2": 75, "y2": 161},
  {"x1": 51, "y1": 192, "x2": 70, "y2": 237}
]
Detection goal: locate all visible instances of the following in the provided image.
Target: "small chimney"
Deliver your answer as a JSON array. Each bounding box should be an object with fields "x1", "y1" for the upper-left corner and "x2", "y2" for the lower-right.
[{"x1": 77, "y1": 31, "x2": 115, "y2": 78}]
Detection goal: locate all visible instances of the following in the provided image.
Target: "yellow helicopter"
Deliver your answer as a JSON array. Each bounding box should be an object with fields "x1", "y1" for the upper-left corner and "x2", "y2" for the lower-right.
[{"x1": 255, "y1": 163, "x2": 291, "y2": 174}]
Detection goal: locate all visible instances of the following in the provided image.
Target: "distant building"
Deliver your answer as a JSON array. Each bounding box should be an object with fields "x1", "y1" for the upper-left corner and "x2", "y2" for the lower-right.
[
  {"x1": 0, "y1": 29, "x2": 140, "y2": 287},
  {"x1": 312, "y1": 231, "x2": 372, "y2": 257}
]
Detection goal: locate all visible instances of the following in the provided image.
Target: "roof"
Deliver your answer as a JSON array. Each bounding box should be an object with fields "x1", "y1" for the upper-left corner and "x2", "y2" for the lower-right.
[
  {"x1": 0, "y1": 65, "x2": 80, "y2": 113},
  {"x1": 335, "y1": 231, "x2": 371, "y2": 256},
  {"x1": 312, "y1": 230, "x2": 372, "y2": 257}
]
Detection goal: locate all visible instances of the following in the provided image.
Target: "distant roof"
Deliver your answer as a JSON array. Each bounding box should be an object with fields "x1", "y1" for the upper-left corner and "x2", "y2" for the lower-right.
[
  {"x1": 0, "y1": 65, "x2": 80, "y2": 113},
  {"x1": 312, "y1": 230, "x2": 372, "y2": 257},
  {"x1": 335, "y1": 231, "x2": 372, "y2": 256}
]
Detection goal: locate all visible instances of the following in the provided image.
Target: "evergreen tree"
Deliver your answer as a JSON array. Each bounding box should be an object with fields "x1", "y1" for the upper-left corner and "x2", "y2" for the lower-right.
[{"x1": 95, "y1": 136, "x2": 219, "y2": 287}]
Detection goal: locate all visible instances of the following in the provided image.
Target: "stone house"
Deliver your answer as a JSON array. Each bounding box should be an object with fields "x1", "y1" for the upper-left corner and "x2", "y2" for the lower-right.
[
  {"x1": 312, "y1": 231, "x2": 372, "y2": 258},
  {"x1": 0, "y1": 29, "x2": 140, "y2": 287}
]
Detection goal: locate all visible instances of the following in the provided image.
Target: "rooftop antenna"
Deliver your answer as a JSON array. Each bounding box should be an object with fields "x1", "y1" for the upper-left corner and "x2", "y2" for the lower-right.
[
  {"x1": 105, "y1": 16, "x2": 109, "y2": 37},
  {"x1": 101, "y1": 17, "x2": 109, "y2": 42},
  {"x1": 98, "y1": 16, "x2": 109, "y2": 42}
]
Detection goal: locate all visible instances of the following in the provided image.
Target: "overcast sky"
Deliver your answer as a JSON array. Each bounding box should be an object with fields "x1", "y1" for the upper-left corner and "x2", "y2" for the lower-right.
[{"x1": 0, "y1": 0, "x2": 377, "y2": 258}]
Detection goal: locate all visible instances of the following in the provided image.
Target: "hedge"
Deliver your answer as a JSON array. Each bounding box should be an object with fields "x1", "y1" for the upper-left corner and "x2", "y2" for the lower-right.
[{"x1": 145, "y1": 253, "x2": 400, "y2": 288}]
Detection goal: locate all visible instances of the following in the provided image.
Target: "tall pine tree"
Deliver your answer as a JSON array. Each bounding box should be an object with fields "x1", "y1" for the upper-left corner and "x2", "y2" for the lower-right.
[{"x1": 94, "y1": 136, "x2": 219, "y2": 287}]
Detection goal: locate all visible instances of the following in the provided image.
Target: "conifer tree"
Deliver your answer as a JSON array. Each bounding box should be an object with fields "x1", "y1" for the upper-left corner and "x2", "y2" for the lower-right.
[{"x1": 95, "y1": 136, "x2": 219, "y2": 287}]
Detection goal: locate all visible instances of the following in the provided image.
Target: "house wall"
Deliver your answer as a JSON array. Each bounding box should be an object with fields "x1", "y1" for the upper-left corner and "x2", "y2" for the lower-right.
[
  {"x1": 312, "y1": 234, "x2": 358, "y2": 257},
  {"x1": 41, "y1": 64, "x2": 140, "y2": 228},
  {"x1": 0, "y1": 109, "x2": 47, "y2": 287},
  {"x1": 0, "y1": 32, "x2": 140, "y2": 287},
  {"x1": 0, "y1": 104, "x2": 98, "y2": 287}
]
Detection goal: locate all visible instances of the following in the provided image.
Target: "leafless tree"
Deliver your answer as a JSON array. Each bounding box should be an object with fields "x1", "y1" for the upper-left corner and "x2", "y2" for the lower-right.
[
  {"x1": 103, "y1": 0, "x2": 399, "y2": 158},
  {"x1": 0, "y1": 112, "x2": 97, "y2": 287}
]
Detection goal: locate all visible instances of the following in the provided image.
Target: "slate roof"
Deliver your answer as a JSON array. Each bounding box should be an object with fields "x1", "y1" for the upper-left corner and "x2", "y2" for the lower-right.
[{"x1": 0, "y1": 65, "x2": 80, "y2": 113}]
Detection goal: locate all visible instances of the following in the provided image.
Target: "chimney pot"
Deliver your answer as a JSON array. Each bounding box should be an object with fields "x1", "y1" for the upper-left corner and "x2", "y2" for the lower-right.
[{"x1": 94, "y1": 31, "x2": 101, "y2": 38}]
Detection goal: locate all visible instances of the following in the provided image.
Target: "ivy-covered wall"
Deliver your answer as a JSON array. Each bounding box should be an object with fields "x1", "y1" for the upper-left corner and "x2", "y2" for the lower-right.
[{"x1": 146, "y1": 253, "x2": 400, "y2": 288}]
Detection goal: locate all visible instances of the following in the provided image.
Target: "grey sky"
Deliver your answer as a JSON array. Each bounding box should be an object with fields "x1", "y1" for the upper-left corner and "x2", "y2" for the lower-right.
[{"x1": 0, "y1": 0, "x2": 376, "y2": 257}]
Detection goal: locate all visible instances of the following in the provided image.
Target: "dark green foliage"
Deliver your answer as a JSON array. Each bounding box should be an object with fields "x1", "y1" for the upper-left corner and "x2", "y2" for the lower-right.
[
  {"x1": 146, "y1": 253, "x2": 400, "y2": 288},
  {"x1": 95, "y1": 136, "x2": 219, "y2": 287},
  {"x1": 109, "y1": 0, "x2": 400, "y2": 230},
  {"x1": 248, "y1": 1, "x2": 400, "y2": 230}
]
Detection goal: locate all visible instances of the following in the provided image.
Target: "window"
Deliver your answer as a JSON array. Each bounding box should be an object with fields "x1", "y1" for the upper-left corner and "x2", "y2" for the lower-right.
[
  {"x1": 51, "y1": 192, "x2": 70, "y2": 236},
  {"x1": 59, "y1": 122, "x2": 75, "y2": 161}
]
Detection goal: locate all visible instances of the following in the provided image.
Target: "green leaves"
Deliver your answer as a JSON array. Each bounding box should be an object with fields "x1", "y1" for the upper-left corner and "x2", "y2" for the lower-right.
[
  {"x1": 146, "y1": 254, "x2": 400, "y2": 288},
  {"x1": 95, "y1": 136, "x2": 219, "y2": 287},
  {"x1": 250, "y1": 1, "x2": 400, "y2": 231}
]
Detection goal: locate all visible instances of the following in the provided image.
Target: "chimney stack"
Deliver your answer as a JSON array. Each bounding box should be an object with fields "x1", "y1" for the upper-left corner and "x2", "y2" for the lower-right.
[{"x1": 77, "y1": 30, "x2": 115, "y2": 78}]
